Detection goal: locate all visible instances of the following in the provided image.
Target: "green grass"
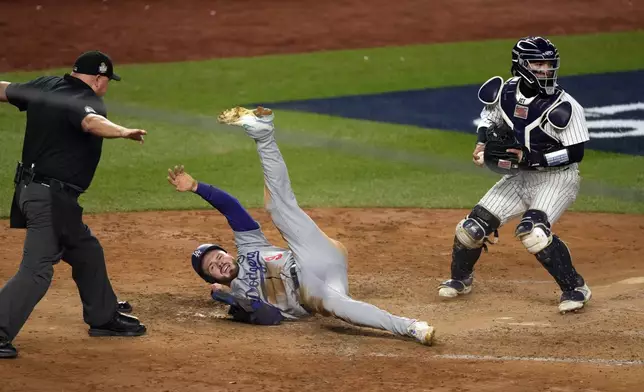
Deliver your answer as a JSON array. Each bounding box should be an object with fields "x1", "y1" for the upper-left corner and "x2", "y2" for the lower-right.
[
  {"x1": 3, "y1": 31, "x2": 643, "y2": 111},
  {"x1": 1, "y1": 31, "x2": 643, "y2": 217}
]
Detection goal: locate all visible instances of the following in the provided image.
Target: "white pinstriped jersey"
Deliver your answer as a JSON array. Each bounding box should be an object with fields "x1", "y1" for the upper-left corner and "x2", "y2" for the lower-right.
[
  {"x1": 476, "y1": 77, "x2": 588, "y2": 225},
  {"x1": 478, "y1": 77, "x2": 590, "y2": 150}
]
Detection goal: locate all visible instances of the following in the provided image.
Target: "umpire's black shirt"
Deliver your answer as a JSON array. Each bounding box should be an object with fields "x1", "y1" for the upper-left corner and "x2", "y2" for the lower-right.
[{"x1": 6, "y1": 74, "x2": 107, "y2": 190}]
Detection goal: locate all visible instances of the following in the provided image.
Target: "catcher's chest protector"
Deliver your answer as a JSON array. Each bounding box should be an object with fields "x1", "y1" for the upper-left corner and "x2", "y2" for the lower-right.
[{"x1": 499, "y1": 79, "x2": 565, "y2": 152}]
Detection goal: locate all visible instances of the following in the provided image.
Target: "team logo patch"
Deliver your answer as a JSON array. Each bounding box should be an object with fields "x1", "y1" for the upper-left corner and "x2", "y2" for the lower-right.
[
  {"x1": 262, "y1": 252, "x2": 284, "y2": 263},
  {"x1": 497, "y1": 159, "x2": 512, "y2": 170},
  {"x1": 514, "y1": 104, "x2": 529, "y2": 119},
  {"x1": 84, "y1": 106, "x2": 97, "y2": 114},
  {"x1": 99, "y1": 62, "x2": 108, "y2": 74}
]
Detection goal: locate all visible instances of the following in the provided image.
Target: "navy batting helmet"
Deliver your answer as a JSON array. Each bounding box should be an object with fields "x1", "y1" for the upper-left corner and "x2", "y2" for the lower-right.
[
  {"x1": 191, "y1": 243, "x2": 227, "y2": 284},
  {"x1": 511, "y1": 36, "x2": 560, "y2": 95}
]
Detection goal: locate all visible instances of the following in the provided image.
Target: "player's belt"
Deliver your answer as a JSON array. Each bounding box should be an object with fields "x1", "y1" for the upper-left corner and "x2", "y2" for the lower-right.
[
  {"x1": 290, "y1": 264, "x2": 315, "y2": 315},
  {"x1": 289, "y1": 265, "x2": 300, "y2": 290},
  {"x1": 530, "y1": 165, "x2": 572, "y2": 172}
]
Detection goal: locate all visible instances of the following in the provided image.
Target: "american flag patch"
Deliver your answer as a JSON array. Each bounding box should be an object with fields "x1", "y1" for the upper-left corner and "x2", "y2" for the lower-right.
[
  {"x1": 498, "y1": 159, "x2": 512, "y2": 170},
  {"x1": 514, "y1": 104, "x2": 529, "y2": 119}
]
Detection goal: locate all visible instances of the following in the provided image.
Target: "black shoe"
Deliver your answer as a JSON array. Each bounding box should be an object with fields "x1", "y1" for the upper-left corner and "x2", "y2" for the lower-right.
[
  {"x1": 117, "y1": 300, "x2": 133, "y2": 313},
  {"x1": 0, "y1": 338, "x2": 17, "y2": 359},
  {"x1": 88, "y1": 312, "x2": 147, "y2": 337}
]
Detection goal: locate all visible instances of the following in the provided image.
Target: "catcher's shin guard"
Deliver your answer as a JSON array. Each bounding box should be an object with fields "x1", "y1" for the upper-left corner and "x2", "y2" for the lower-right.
[
  {"x1": 450, "y1": 236, "x2": 484, "y2": 281},
  {"x1": 535, "y1": 235, "x2": 584, "y2": 292},
  {"x1": 450, "y1": 205, "x2": 500, "y2": 280}
]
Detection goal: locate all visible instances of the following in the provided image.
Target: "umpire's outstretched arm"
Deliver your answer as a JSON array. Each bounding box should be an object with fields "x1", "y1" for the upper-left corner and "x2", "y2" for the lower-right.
[
  {"x1": 0, "y1": 81, "x2": 11, "y2": 102},
  {"x1": 82, "y1": 113, "x2": 147, "y2": 142}
]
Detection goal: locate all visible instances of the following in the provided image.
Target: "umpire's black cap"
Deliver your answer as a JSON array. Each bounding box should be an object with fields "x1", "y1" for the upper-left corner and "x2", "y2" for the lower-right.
[{"x1": 73, "y1": 50, "x2": 121, "y2": 81}]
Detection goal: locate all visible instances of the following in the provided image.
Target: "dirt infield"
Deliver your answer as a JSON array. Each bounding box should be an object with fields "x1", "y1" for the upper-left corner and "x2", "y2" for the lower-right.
[
  {"x1": 1, "y1": 209, "x2": 643, "y2": 391},
  {"x1": 2, "y1": 0, "x2": 644, "y2": 391},
  {"x1": 1, "y1": 0, "x2": 643, "y2": 72}
]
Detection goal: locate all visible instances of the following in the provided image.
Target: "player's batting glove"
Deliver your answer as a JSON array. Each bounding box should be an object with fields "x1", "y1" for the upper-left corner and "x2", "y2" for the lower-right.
[
  {"x1": 211, "y1": 290, "x2": 236, "y2": 306},
  {"x1": 227, "y1": 298, "x2": 284, "y2": 325},
  {"x1": 211, "y1": 292, "x2": 284, "y2": 326}
]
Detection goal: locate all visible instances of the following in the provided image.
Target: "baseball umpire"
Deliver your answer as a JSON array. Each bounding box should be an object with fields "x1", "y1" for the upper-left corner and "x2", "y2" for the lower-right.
[
  {"x1": 166, "y1": 106, "x2": 435, "y2": 346},
  {"x1": 437, "y1": 36, "x2": 591, "y2": 314},
  {"x1": 0, "y1": 51, "x2": 147, "y2": 359}
]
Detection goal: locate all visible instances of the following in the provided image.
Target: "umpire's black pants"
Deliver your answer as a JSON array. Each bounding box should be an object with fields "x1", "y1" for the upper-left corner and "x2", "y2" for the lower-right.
[{"x1": 0, "y1": 181, "x2": 117, "y2": 341}]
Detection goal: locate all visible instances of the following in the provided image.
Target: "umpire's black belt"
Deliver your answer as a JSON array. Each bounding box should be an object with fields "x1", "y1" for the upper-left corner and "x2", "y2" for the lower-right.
[{"x1": 16, "y1": 164, "x2": 84, "y2": 197}]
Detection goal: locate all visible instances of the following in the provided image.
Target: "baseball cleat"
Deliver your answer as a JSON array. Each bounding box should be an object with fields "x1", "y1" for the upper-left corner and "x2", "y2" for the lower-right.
[
  {"x1": 407, "y1": 321, "x2": 435, "y2": 346},
  {"x1": 558, "y1": 283, "x2": 592, "y2": 314},
  {"x1": 438, "y1": 276, "x2": 473, "y2": 298},
  {"x1": 0, "y1": 338, "x2": 18, "y2": 359},
  {"x1": 217, "y1": 106, "x2": 275, "y2": 140}
]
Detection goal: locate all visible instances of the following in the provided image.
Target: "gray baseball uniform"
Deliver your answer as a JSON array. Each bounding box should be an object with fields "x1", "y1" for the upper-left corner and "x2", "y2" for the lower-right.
[{"x1": 220, "y1": 128, "x2": 415, "y2": 337}]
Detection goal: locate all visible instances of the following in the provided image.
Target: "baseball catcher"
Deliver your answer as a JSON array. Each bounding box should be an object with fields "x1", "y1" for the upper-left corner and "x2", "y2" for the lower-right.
[
  {"x1": 438, "y1": 36, "x2": 591, "y2": 314},
  {"x1": 166, "y1": 107, "x2": 434, "y2": 346}
]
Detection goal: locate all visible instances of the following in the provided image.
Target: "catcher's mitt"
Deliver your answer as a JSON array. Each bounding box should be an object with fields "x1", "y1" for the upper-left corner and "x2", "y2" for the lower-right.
[{"x1": 483, "y1": 122, "x2": 523, "y2": 175}]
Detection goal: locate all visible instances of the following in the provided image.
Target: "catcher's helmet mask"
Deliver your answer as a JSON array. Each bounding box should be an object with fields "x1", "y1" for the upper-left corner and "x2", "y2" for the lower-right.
[{"x1": 511, "y1": 36, "x2": 560, "y2": 95}]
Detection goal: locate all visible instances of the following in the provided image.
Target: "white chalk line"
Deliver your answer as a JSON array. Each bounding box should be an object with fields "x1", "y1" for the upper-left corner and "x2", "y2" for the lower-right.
[
  {"x1": 432, "y1": 354, "x2": 644, "y2": 366},
  {"x1": 370, "y1": 352, "x2": 644, "y2": 366},
  {"x1": 431, "y1": 279, "x2": 553, "y2": 284},
  {"x1": 494, "y1": 280, "x2": 552, "y2": 284},
  {"x1": 432, "y1": 277, "x2": 644, "y2": 286}
]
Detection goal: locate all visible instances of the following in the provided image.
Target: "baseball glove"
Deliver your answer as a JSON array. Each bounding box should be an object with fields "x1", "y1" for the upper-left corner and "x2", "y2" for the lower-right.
[{"x1": 482, "y1": 122, "x2": 523, "y2": 175}]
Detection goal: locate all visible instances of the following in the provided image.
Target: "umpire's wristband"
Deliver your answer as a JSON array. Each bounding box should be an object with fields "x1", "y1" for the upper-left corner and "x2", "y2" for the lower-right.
[{"x1": 476, "y1": 127, "x2": 488, "y2": 144}]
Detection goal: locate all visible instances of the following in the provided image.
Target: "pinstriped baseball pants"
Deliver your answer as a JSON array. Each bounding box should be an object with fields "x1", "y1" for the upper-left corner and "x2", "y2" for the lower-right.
[{"x1": 478, "y1": 164, "x2": 581, "y2": 225}]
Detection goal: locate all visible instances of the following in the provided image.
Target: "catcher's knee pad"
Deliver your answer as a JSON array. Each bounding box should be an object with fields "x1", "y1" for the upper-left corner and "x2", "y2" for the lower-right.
[
  {"x1": 515, "y1": 209, "x2": 552, "y2": 254},
  {"x1": 455, "y1": 205, "x2": 501, "y2": 249}
]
